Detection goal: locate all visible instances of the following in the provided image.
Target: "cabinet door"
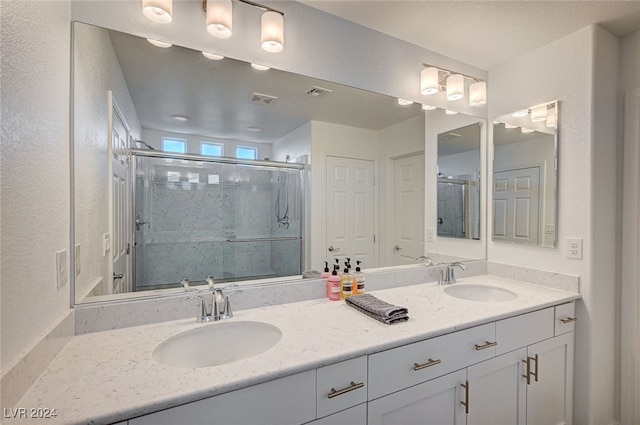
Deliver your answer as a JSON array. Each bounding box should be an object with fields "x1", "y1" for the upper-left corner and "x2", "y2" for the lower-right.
[
  {"x1": 368, "y1": 369, "x2": 466, "y2": 425},
  {"x1": 129, "y1": 370, "x2": 315, "y2": 425},
  {"x1": 467, "y1": 348, "x2": 526, "y2": 425},
  {"x1": 526, "y1": 333, "x2": 574, "y2": 425}
]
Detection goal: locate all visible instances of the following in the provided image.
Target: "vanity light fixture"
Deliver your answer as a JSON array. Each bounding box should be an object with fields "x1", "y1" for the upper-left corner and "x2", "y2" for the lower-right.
[
  {"x1": 202, "y1": 51, "x2": 225, "y2": 60},
  {"x1": 142, "y1": 0, "x2": 173, "y2": 23},
  {"x1": 397, "y1": 98, "x2": 414, "y2": 106},
  {"x1": 147, "y1": 38, "x2": 173, "y2": 48},
  {"x1": 202, "y1": 0, "x2": 285, "y2": 52},
  {"x1": 512, "y1": 109, "x2": 529, "y2": 118},
  {"x1": 445, "y1": 109, "x2": 458, "y2": 115},
  {"x1": 251, "y1": 63, "x2": 270, "y2": 71},
  {"x1": 420, "y1": 63, "x2": 486, "y2": 106},
  {"x1": 422, "y1": 104, "x2": 437, "y2": 110},
  {"x1": 504, "y1": 123, "x2": 518, "y2": 129},
  {"x1": 521, "y1": 127, "x2": 534, "y2": 134},
  {"x1": 530, "y1": 104, "x2": 547, "y2": 122}
]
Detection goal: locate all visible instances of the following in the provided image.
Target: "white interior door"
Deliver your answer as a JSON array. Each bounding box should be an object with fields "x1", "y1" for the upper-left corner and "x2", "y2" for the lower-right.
[
  {"x1": 325, "y1": 156, "x2": 375, "y2": 268},
  {"x1": 108, "y1": 94, "x2": 131, "y2": 294},
  {"x1": 391, "y1": 153, "x2": 425, "y2": 265},
  {"x1": 493, "y1": 167, "x2": 540, "y2": 244}
]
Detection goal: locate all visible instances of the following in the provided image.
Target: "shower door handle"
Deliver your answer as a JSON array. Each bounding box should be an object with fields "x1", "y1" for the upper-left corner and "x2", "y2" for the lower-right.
[
  {"x1": 328, "y1": 245, "x2": 340, "y2": 252},
  {"x1": 113, "y1": 273, "x2": 124, "y2": 280}
]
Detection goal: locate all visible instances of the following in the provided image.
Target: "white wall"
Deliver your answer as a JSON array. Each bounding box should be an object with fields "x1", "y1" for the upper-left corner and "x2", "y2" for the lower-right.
[
  {"x1": 74, "y1": 23, "x2": 142, "y2": 300},
  {"x1": 620, "y1": 31, "x2": 640, "y2": 92},
  {"x1": 488, "y1": 24, "x2": 620, "y2": 424},
  {"x1": 0, "y1": 1, "x2": 72, "y2": 371}
]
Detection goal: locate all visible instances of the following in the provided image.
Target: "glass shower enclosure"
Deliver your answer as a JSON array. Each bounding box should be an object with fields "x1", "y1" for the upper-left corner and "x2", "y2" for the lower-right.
[{"x1": 131, "y1": 149, "x2": 304, "y2": 291}]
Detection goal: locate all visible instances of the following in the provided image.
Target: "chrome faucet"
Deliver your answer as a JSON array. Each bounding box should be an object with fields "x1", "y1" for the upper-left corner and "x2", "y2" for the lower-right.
[
  {"x1": 185, "y1": 275, "x2": 233, "y2": 322},
  {"x1": 439, "y1": 262, "x2": 467, "y2": 285},
  {"x1": 415, "y1": 255, "x2": 434, "y2": 266}
]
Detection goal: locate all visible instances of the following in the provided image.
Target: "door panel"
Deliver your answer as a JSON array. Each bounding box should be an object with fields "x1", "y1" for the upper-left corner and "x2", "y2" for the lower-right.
[{"x1": 493, "y1": 167, "x2": 540, "y2": 244}]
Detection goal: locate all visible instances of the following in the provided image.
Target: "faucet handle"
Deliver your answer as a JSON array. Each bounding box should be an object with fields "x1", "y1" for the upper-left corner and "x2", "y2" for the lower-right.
[
  {"x1": 221, "y1": 294, "x2": 233, "y2": 320},
  {"x1": 184, "y1": 294, "x2": 209, "y2": 322},
  {"x1": 181, "y1": 277, "x2": 197, "y2": 292},
  {"x1": 205, "y1": 275, "x2": 215, "y2": 289}
]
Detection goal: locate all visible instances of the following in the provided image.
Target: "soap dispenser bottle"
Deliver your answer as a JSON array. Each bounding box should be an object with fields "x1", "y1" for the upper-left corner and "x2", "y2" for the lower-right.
[
  {"x1": 327, "y1": 268, "x2": 341, "y2": 301},
  {"x1": 354, "y1": 261, "x2": 365, "y2": 294},
  {"x1": 340, "y1": 263, "x2": 353, "y2": 299},
  {"x1": 321, "y1": 261, "x2": 331, "y2": 280}
]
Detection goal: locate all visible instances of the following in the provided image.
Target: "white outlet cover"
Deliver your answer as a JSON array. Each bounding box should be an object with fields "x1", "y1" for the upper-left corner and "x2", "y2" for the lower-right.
[
  {"x1": 427, "y1": 228, "x2": 436, "y2": 242},
  {"x1": 566, "y1": 237, "x2": 583, "y2": 260}
]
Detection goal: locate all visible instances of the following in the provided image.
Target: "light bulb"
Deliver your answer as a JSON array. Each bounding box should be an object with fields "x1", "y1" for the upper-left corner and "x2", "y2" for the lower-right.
[
  {"x1": 261, "y1": 11, "x2": 284, "y2": 53},
  {"x1": 207, "y1": 0, "x2": 233, "y2": 39},
  {"x1": 446, "y1": 74, "x2": 464, "y2": 101},
  {"x1": 469, "y1": 81, "x2": 487, "y2": 106},
  {"x1": 421, "y1": 67, "x2": 439, "y2": 95},
  {"x1": 142, "y1": 0, "x2": 172, "y2": 23}
]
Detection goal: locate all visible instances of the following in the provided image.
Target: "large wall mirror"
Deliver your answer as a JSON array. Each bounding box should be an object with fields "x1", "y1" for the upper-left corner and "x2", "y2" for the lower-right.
[
  {"x1": 73, "y1": 22, "x2": 486, "y2": 304},
  {"x1": 492, "y1": 101, "x2": 558, "y2": 247}
]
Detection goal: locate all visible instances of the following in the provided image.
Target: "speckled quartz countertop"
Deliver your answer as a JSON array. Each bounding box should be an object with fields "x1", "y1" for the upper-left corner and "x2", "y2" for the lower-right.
[{"x1": 11, "y1": 275, "x2": 579, "y2": 425}]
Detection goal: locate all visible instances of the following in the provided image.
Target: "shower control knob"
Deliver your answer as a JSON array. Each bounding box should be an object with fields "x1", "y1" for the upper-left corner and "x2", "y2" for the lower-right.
[{"x1": 328, "y1": 245, "x2": 340, "y2": 252}]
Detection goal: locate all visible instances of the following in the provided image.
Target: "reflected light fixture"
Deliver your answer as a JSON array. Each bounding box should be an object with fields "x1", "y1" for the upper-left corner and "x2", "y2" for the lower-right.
[
  {"x1": 397, "y1": 98, "x2": 413, "y2": 106},
  {"x1": 521, "y1": 127, "x2": 534, "y2": 133},
  {"x1": 445, "y1": 109, "x2": 458, "y2": 115},
  {"x1": 261, "y1": 11, "x2": 284, "y2": 53},
  {"x1": 147, "y1": 38, "x2": 172, "y2": 48},
  {"x1": 530, "y1": 104, "x2": 547, "y2": 122},
  {"x1": 422, "y1": 104, "x2": 437, "y2": 110},
  {"x1": 251, "y1": 63, "x2": 270, "y2": 71},
  {"x1": 512, "y1": 109, "x2": 528, "y2": 118},
  {"x1": 202, "y1": 51, "x2": 225, "y2": 60},
  {"x1": 446, "y1": 74, "x2": 464, "y2": 101},
  {"x1": 546, "y1": 106, "x2": 557, "y2": 128},
  {"x1": 504, "y1": 123, "x2": 518, "y2": 129},
  {"x1": 206, "y1": 0, "x2": 233, "y2": 38},
  {"x1": 142, "y1": 0, "x2": 173, "y2": 23}
]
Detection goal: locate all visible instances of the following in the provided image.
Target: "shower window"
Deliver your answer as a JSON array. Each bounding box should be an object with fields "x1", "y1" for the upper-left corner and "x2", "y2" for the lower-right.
[
  {"x1": 162, "y1": 137, "x2": 186, "y2": 153},
  {"x1": 236, "y1": 146, "x2": 257, "y2": 160},
  {"x1": 201, "y1": 142, "x2": 223, "y2": 157}
]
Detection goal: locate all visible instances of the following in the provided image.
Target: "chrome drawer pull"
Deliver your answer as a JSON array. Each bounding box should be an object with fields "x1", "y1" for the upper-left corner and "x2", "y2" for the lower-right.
[
  {"x1": 327, "y1": 381, "x2": 364, "y2": 399},
  {"x1": 522, "y1": 357, "x2": 531, "y2": 385},
  {"x1": 474, "y1": 341, "x2": 497, "y2": 351},
  {"x1": 413, "y1": 358, "x2": 442, "y2": 371},
  {"x1": 560, "y1": 316, "x2": 577, "y2": 324}
]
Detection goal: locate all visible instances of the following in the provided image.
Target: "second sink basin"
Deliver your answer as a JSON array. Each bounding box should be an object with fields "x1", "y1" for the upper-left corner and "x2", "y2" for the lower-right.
[
  {"x1": 153, "y1": 321, "x2": 282, "y2": 368},
  {"x1": 444, "y1": 284, "x2": 517, "y2": 302}
]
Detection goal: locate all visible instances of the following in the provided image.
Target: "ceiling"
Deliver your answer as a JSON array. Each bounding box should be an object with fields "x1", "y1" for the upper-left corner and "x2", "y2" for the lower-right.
[{"x1": 299, "y1": 1, "x2": 640, "y2": 70}]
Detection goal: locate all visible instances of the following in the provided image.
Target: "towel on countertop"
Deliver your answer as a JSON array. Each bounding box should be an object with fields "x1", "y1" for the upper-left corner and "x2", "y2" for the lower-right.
[{"x1": 345, "y1": 294, "x2": 409, "y2": 325}]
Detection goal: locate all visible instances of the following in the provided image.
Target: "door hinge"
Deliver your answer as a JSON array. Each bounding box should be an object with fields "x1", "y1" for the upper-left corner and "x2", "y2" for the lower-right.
[
  {"x1": 373, "y1": 234, "x2": 376, "y2": 243},
  {"x1": 373, "y1": 175, "x2": 376, "y2": 186}
]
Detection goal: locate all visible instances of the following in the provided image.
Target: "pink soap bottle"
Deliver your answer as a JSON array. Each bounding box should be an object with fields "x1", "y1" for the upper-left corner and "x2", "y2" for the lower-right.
[
  {"x1": 327, "y1": 268, "x2": 341, "y2": 301},
  {"x1": 321, "y1": 261, "x2": 331, "y2": 280}
]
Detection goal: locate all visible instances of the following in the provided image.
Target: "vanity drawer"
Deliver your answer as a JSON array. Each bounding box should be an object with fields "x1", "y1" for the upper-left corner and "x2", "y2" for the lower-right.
[
  {"x1": 368, "y1": 323, "x2": 495, "y2": 400},
  {"x1": 316, "y1": 356, "x2": 368, "y2": 418},
  {"x1": 496, "y1": 307, "x2": 554, "y2": 355},
  {"x1": 555, "y1": 302, "x2": 577, "y2": 335}
]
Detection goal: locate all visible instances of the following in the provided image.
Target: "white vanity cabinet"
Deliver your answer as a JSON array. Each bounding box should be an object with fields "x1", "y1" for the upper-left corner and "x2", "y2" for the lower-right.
[{"x1": 367, "y1": 303, "x2": 575, "y2": 425}]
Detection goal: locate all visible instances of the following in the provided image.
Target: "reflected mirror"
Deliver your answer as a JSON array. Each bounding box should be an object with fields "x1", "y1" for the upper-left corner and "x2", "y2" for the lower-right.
[
  {"x1": 437, "y1": 123, "x2": 481, "y2": 240},
  {"x1": 73, "y1": 22, "x2": 485, "y2": 304},
  {"x1": 492, "y1": 101, "x2": 558, "y2": 247}
]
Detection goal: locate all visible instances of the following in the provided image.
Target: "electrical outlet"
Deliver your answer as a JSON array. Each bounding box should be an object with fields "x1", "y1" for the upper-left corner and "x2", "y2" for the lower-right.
[
  {"x1": 56, "y1": 249, "x2": 68, "y2": 289},
  {"x1": 545, "y1": 224, "x2": 555, "y2": 235},
  {"x1": 427, "y1": 228, "x2": 436, "y2": 242},
  {"x1": 567, "y1": 237, "x2": 583, "y2": 260},
  {"x1": 75, "y1": 243, "x2": 81, "y2": 276},
  {"x1": 103, "y1": 233, "x2": 110, "y2": 257}
]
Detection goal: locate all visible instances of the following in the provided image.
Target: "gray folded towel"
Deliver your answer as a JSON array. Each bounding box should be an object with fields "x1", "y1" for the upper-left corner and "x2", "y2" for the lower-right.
[{"x1": 345, "y1": 294, "x2": 409, "y2": 325}]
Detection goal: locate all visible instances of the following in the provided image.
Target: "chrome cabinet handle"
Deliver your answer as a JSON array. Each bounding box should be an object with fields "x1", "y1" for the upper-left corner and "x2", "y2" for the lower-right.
[
  {"x1": 531, "y1": 353, "x2": 539, "y2": 382},
  {"x1": 461, "y1": 380, "x2": 470, "y2": 414},
  {"x1": 522, "y1": 357, "x2": 531, "y2": 385},
  {"x1": 560, "y1": 316, "x2": 577, "y2": 324},
  {"x1": 413, "y1": 358, "x2": 442, "y2": 371},
  {"x1": 474, "y1": 341, "x2": 497, "y2": 351},
  {"x1": 328, "y1": 245, "x2": 340, "y2": 252},
  {"x1": 327, "y1": 381, "x2": 364, "y2": 399}
]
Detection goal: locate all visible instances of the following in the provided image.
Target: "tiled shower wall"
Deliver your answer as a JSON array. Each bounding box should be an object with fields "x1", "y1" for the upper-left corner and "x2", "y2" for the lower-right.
[{"x1": 135, "y1": 158, "x2": 302, "y2": 288}]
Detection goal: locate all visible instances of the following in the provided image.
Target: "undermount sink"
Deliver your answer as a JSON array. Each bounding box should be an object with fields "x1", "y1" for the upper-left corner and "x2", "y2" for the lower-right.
[
  {"x1": 444, "y1": 284, "x2": 517, "y2": 302},
  {"x1": 153, "y1": 321, "x2": 282, "y2": 368}
]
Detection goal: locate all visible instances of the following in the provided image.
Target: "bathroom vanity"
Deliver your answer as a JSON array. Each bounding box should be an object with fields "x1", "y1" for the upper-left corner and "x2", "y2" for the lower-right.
[{"x1": 10, "y1": 276, "x2": 578, "y2": 425}]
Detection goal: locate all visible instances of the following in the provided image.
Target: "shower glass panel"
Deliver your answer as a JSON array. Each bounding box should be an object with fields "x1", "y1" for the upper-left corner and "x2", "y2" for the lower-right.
[{"x1": 133, "y1": 152, "x2": 303, "y2": 291}]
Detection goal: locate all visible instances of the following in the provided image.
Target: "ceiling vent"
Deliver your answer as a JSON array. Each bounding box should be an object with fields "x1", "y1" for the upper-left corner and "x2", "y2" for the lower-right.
[
  {"x1": 249, "y1": 92, "x2": 278, "y2": 106},
  {"x1": 303, "y1": 86, "x2": 333, "y2": 99}
]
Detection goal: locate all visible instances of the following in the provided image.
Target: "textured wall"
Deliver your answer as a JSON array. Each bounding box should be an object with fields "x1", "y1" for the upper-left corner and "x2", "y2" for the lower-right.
[
  {"x1": 0, "y1": 1, "x2": 72, "y2": 371},
  {"x1": 620, "y1": 31, "x2": 640, "y2": 92},
  {"x1": 488, "y1": 25, "x2": 620, "y2": 424},
  {"x1": 73, "y1": 23, "x2": 141, "y2": 301}
]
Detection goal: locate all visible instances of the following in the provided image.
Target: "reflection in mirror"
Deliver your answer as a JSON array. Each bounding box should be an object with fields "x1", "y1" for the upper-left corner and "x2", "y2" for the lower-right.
[
  {"x1": 73, "y1": 22, "x2": 486, "y2": 304},
  {"x1": 437, "y1": 123, "x2": 481, "y2": 240},
  {"x1": 492, "y1": 101, "x2": 558, "y2": 247}
]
